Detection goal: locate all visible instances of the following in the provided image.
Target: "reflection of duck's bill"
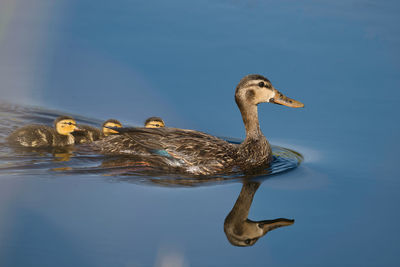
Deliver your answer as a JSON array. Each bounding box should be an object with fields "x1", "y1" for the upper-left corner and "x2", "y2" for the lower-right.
[
  {"x1": 270, "y1": 90, "x2": 304, "y2": 108},
  {"x1": 258, "y1": 218, "x2": 295, "y2": 230}
]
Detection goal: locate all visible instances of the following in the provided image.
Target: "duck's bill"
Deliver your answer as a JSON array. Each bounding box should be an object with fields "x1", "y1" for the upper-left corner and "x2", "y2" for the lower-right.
[
  {"x1": 258, "y1": 218, "x2": 295, "y2": 232},
  {"x1": 270, "y1": 90, "x2": 304, "y2": 108}
]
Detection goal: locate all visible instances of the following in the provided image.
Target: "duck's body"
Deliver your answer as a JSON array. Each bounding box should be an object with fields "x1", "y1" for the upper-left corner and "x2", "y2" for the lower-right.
[
  {"x1": 73, "y1": 119, "x2": 122, "y2": 144},
  {"x1": 92, "y1": 74, "x2": 303, "y2": 175},
  {"x1": 94, "y1": 127, "x2": 243, "y2": 174},
  {"x1": 94, "y1": 127, "x2": 271, "y2": 175},
  {"x1": 7, "y1": 116, "x2": 78, "y2": 148}
]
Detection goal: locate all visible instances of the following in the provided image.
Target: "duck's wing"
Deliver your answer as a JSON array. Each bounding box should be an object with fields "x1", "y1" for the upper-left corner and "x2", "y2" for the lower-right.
[{"x1": 103, "y1": 126, "x2": 170, "y2": 152}]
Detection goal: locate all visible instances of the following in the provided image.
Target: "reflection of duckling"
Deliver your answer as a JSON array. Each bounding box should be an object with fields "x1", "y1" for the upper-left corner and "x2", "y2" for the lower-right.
[
  {"x1": 73, "y1": 119, "x2": 123, "y2": 144},
  {"x1": 144, "y1": 117, "x2": 165, "y2": 128},
  {"x1": 93, "y1": 74, "x2": 304, "y2": 175},
  {"x1": 224, "y1": 182, "x2": 294, "y2": 247},
  {"x1": 7, "y1": 116, "x2": 79, "y2": 147}
]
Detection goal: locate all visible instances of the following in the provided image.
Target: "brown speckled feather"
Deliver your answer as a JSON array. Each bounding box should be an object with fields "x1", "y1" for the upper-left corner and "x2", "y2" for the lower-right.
[
  {"x1": 73, "y1": 125, "x2": 102, "y2": 144},
  {"x1": 7, "y1": 125, "x2": 74, "y2": 147},
  {"x1": 92, "y1": 127, "x2": 239, "y2": 174}
]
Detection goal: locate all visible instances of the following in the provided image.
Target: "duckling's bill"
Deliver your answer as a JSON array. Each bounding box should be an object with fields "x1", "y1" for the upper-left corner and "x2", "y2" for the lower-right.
[
  {"x1": 104, "y1": 126, "x2": 122, "y2": 133},
  {"x1": 270, "y1": 90, "x2": 304, "y2": 108},
  {"x1": 102, "y1": 121, "x2": 123, "y2": 136}
]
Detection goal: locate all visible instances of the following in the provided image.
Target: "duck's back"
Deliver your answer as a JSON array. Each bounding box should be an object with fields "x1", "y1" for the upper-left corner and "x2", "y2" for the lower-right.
[
  {"x1": 7, "y1": 125, "x2": 72, "y2": 147},
  {"x1": 73, "y1": 125, "x2": 101, "y2": 144},
  {"x1": 93, "y1": 127, "x2": 238, "y2": 174}
]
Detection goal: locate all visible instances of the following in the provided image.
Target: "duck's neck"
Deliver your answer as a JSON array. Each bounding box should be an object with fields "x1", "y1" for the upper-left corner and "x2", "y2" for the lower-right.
[
  {"x1": 239, "y1": 104, "x2": 263, "y2": 140},
  {"x1": 226, "y1": 182, "x2": 260, "y2": 223},
  {"x1": 237, "y1": 101, "x2": 272, "y2": 165}
]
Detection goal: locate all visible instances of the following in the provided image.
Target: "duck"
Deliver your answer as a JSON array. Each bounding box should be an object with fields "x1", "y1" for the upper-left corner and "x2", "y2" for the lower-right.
[
  {"x1": 73, "y1": 119, "x2": 123, "y2": 144},
  {"x1": 144, "y1": 117, "x2": 165, "y2": 128},
  {"x1": 224, "y1": 181, "x2": 294, "y2": 246},
  {"x1": 92, "y1": 74, "x2": 304, "y2": 175},
  {"x1": 7, "y1": 116, "x2": 80, "y2": 147}
]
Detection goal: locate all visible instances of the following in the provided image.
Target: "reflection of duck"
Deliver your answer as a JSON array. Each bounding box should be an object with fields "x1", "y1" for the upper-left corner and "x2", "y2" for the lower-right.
[
  {"x1": 144, "y1": 117, "x2": 165, "y2": 128},
  {"x1": 224, "y1": 181, "x2": 294, "y2": 246},
  {"x1": 74, "y1": 119, "x2": 122, "y2": 144},
  {"x1": 93, "y1": 74, "x2": 304, "y2": 175},
  {"x1": 7, "y1": 116, "x2": 79, "y2": 147}
]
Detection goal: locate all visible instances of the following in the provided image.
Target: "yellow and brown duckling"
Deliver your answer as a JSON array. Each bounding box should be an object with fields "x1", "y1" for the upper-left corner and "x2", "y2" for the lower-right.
[
  {"x1": 73, "y1": 119, "x2": 123, "y2": 144},
  {"x1": 144, "y1": 117, "x2": 165, "y2": 128},
  {"x1": 7, "y1": 116, "x2": 79, "y2": 147},
  {"x1": 102, "y1": 119, "x2": 123, "y2": 137},
  {"x1": 92, "y1": 74, "x2": 304, "y2": 175}
]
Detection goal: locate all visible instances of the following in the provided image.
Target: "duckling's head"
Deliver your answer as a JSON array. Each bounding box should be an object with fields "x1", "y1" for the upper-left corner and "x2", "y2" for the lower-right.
[
  {"x1": 235, "y1": 74, "x2": 304, "y2": 108},
  {"x1": 102, "y1": 119, "x2": 122, "y2": 136},
  {"x1": 144, "y1": 117, "x2": 165, "y2": 128},
  {"x1": 54, "y1": 116, "x2": 79, "y2": 135},
  {"x1": 224, "y1": 218, "x2": 294, "y2": 247}
]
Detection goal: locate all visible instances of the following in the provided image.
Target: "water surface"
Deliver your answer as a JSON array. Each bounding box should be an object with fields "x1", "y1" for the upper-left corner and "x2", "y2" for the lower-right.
[{"x1": 1, "y1": 0, "x2": 400, "y2": 266}]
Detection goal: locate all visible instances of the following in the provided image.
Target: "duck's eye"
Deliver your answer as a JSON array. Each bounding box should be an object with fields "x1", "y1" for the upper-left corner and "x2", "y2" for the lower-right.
[
  {"x1": 244, "y1": 239, "x2": 251, "y2": 245},
  {"x1": 258, "y1": 82, "x2": 264, "y2": 87},
  {"x1": 155, "y1": 124, "x2": 160, "y2": 127}
]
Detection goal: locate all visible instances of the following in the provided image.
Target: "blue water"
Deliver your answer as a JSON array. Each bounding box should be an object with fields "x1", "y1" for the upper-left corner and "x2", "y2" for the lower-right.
[{"x1": 1, "y1": 0, "x2": 400, "y2": 266}]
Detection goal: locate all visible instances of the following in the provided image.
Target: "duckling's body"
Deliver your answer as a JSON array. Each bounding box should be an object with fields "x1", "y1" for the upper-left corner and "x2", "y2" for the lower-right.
[
  {"x1": 73, "y1": 119, "x2": 122, "y2": 144},
  {"x1": 7, "y1": 116, "x2": 78, "y2": 147},
  {"x1": 92, "y1": 74, "x2": 303, "y2": 175},
  {"x1": 73, "y1": 125, "x2": 101, "y2": 144}
]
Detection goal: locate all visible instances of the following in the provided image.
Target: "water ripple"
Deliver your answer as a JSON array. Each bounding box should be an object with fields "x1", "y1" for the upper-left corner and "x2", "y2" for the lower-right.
[{"x1": 0, "y1": 102, "x2": 303, "y2": 186}]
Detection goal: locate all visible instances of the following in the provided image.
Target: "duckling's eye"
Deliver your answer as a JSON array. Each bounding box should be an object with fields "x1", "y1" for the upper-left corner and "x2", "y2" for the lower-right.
[
  {"x1": 155, "y1": 124, "x2": 160, "y2": 127},
  {"x1": 258, "y1": 82, "x2": 264, "y2": 88},
  {"x1": 244, "y1": 239, "x2": 251, "y2": 245}
]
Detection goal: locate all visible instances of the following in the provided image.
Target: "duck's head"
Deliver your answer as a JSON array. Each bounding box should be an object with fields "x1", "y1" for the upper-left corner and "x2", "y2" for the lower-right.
[
  {"x1": 102, "y1": 119, "x2": 122, "y2": 136},
  {"x1": 224, "y1": 218, "x2": 294, "y2": 247},
  {"x1": 235, "y1": 74, "x2": 304, "y2": 108},
  {"x1": 54, "y1": 116, "x2": 79, "y2": 135},
  {"x1": 144, "y1": 117, "x2": 165, "y2": 128}
]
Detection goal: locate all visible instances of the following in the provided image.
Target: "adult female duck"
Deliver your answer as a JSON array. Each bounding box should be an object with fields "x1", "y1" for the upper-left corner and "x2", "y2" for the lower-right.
[{"x1": 93, "y1": 74, "x2": 304, "y2": 175}]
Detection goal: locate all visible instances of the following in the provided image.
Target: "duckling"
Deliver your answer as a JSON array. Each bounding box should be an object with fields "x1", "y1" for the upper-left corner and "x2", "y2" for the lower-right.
[
  {"x1": 7, "y1": 116, "x2": 79, "y2": 147},
  {"x1": 73, "y1": 119, "x2": 122, "y2": 144},
  {"x1": 144, "y1": 117, "x2": 165, "y2": 128},
  {"x1": 224, "y1": 182, "x2": 294, "y2": 247},
  {"x1": 92, "y1": 74, "x2": 304, "y2": 175},
  {"x1": 101, "y1": 119, "x2": 123, "y2": 137}
]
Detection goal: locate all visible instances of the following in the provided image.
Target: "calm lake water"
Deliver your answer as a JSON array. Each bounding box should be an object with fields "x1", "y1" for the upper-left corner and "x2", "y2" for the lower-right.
[{"x1": 1, "y1": 0, "x2": 400, "y2": 266}]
